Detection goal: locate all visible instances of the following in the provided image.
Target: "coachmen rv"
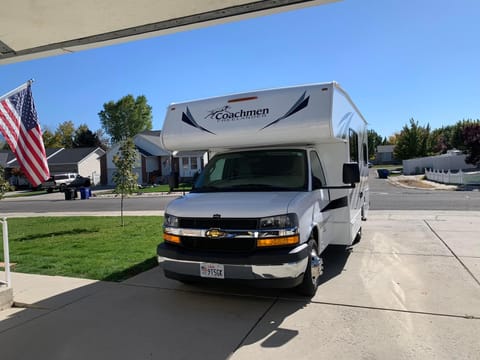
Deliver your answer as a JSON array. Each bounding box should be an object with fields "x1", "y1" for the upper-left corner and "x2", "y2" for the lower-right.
[{"x1": 157, "y1": 82, "x2": 369, "y2": 296}]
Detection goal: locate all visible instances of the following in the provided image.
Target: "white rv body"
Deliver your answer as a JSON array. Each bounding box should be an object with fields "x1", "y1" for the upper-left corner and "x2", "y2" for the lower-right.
[{"x1": 158, "y1": 82, "x2": 368, "y2": 295}]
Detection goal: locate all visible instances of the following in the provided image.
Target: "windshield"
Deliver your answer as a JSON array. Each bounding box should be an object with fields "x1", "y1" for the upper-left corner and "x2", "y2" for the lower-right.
[{"x1": 193, "y1": 149, "x2": 307, "y2": 192}]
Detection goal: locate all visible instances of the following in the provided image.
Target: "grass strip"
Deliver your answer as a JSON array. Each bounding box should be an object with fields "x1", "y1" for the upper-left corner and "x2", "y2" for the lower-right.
[{"x1": 0, "y1": 216, "x2": 164, "y2": 282}]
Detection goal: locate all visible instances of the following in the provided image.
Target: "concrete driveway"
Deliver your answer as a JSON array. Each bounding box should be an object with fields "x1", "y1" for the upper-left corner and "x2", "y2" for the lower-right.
[{"x1": 1, "y1": 210, "x2": 479, "y2": 359}]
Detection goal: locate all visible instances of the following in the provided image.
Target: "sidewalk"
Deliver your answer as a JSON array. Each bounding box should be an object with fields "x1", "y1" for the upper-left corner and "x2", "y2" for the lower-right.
[{"x1": 1, "y1": 210, "x2": 479, "y2": 359}]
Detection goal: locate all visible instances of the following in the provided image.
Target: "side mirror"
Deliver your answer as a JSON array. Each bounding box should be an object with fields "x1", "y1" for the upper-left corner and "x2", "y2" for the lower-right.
[{"x1": 343, "y1": 163, "x2": 360, "y2": 184}]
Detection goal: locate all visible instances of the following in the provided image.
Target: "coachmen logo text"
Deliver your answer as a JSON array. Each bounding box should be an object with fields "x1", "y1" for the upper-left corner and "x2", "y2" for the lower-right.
[{"x1": 205, "y1": 105, "x2": 269, "y2": 122}]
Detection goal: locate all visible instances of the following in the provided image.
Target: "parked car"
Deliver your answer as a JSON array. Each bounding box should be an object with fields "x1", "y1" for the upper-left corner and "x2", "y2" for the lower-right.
[{"x1": 42, "y1": 173, "x2": 79, "y2": 193}]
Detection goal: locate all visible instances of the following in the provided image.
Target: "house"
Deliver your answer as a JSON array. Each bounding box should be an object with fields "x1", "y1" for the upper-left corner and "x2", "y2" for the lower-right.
[
  {"x1": 6, "y1": 147, "x2": 105, "y2": 187},
  {"x1": 105, "y1": 131, "x2": 170, "y2": 186},
  {"x1": 104, "y1": 131, "x2": 206, "y2": 186},
  {"x1": 374, "y1": 145, "x2": 397, "y2": 165}
]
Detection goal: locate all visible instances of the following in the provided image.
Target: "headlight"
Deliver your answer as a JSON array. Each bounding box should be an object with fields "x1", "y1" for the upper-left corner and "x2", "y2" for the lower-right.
[
  {"x1": 164, "y1": 213, "x2": 179, "y2": 228},
  {"x1": 260, "y1": 214, "x2": 298, "y2": 229}
]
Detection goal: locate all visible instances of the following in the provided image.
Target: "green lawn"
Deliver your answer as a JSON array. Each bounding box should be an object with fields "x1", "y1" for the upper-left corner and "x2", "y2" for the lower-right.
[
  {"x1": 0, "y1": 216, "x2": 164, "y2": 282},
  {"x1": 137, "y1": 183, "x2": 192, "y2": 193}
]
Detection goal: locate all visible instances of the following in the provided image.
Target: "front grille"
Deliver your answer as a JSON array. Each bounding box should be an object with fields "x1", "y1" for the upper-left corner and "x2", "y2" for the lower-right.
[
  {"x1": 179, "y1": 218, "x2": 259, "y2": 230},
  {"x1": 181, "y1": 236, "x2": 256, "y2": 252}
]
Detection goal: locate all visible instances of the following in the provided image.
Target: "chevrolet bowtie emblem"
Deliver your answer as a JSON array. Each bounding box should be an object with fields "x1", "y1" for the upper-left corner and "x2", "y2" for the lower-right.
[{"x1": 205, "y1": 228, "x2": 227, "y2": 239}]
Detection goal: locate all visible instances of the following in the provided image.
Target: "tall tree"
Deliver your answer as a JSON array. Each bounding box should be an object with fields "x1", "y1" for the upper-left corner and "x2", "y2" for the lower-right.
[
  {"x1": 95, "y1": 129, "x2": 110, "y2": 150},
  {"x1": 112, "y1": 138, "x2": 139, "y2": 226},
  {"x1": 463, "y1": 123, "x2": 480, "y2": 166},
  {"x1": 42, "y1": 128, "x2": 62, "y2": 148},
  {"x1": 386, "y1": 133, "x2": 399, "y2": 145},
  {"x1": 55, "y1": 121, "x2": 76, "y2": 148},
  {"x1": 73, "y1": 124, "x2": 102, "y2": 148},
  {"x1": 99, "y1": 95, "x2": 152, "y2": 143},
  {"x1": 367, "y1": 129, "x2": 383, "y2": 159},
  {"x1": 394, "y1": 118, "x2": 431, "y2": 160}
]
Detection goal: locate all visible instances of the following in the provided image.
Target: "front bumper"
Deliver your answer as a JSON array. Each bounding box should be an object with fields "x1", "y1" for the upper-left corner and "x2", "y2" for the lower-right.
[{"x1": 157, "y1": 242, "x2": 309, "y2": 288}]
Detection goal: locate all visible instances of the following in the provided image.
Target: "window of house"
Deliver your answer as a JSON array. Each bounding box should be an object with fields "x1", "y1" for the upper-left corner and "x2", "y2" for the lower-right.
[
  {"x1": 190, "y1": 157, "x2": 198, "y2": 170},
  {"x1": 182, "y1": 157, "x2": 189, "y2": 169}
]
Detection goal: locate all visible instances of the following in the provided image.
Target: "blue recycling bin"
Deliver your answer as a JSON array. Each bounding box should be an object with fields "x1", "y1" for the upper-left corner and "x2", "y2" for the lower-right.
[
  {"x1": 79, "y1": 187, "x2": 90, "y2": 200},
  {"x1": 377, "y1": 169, "x2": 390, "y2": 179}
]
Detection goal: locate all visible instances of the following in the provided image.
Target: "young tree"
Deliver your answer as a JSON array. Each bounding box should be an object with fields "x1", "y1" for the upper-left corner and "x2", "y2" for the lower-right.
[
  {"x1": 112, "y1": 138, "x2": 139, "y2": 226},
  {"x1": 99, "y1": 95, "x2": 153, "y2": 143},
  {"x1": 463, "y1": 123, "x2": 480, "y2": 166}
]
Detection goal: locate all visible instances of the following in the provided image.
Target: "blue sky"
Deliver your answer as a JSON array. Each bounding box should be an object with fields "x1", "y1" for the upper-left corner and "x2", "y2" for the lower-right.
[{"x1": 1, "y1": 0, "x2": 479, "y2": 139}]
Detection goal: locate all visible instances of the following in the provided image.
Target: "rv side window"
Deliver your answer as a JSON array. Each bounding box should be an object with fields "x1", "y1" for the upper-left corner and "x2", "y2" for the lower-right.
[
  {"x1": 349, "y1": 129, "x2": 359, "y2": 162},
  {"x1": 363, "y1": 143, "x2": 368, "y2": 165},
  {"x1": 310, "y1": 151, "x2": 327, "y2": 190}
]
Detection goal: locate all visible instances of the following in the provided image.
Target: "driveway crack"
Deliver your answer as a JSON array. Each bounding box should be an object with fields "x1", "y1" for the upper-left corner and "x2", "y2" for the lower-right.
[{"x1": 424, "y1": 220, "x2": 480, "y2": 287}]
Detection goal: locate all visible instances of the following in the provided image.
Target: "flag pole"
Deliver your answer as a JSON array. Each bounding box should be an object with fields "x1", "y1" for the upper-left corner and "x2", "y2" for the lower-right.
[{"x1": 0, "y1": 79, "x2": 35, "y2": 102}]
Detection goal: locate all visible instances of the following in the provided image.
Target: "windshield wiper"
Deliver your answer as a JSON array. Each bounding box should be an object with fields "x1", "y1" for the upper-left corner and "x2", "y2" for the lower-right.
[
  {"x1": 191, "y1": 186, "x2": 220, "y2": 193},
  {"x1": 228, "y1": 184, "x2": 293, "y2": 191}
]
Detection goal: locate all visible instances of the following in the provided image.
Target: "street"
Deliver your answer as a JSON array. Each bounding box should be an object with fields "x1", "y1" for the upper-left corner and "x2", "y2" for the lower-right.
[
  {"x1": 1, "y1": 170, "x2": 480, "y2": 213},
  {"x1": 369, "y1": 172, "x2": 480, "y2": 210}
]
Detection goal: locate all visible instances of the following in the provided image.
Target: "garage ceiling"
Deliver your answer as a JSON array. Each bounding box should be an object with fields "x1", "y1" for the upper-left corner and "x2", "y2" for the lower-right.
[{"x1": 0, "y1": 0, "x2": 338, "y2": 65}]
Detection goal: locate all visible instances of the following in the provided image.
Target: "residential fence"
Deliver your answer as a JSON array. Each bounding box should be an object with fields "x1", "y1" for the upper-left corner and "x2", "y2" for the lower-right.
[
  {"x1": 1, "y1": 217, "x2": 11, "y2": 288},
  {"x1": 425, "y1": 169, "x2": 480, "y2": 185}
]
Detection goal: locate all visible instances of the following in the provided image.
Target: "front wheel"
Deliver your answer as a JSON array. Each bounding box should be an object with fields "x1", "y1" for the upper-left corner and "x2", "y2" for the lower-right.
[{"x1": 297, "y1": 239, "x2": 323, "y2": 297}]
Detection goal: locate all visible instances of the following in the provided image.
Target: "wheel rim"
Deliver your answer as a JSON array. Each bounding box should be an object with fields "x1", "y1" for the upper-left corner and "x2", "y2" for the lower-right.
[{"x1": 310, "y1": 246, "x2": 322, "y2": 285}]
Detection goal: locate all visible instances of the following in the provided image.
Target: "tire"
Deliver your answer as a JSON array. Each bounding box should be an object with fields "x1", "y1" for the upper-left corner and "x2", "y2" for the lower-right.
[
  {"x1": 46, "y1": 187, "x2": 53, "y2": 193},
  {"x1": 297, "y1": 239, "x2": 323, "y2": 297},
  {"x1": 59, "y1": 184, "x2": 66, "y2": 192}
]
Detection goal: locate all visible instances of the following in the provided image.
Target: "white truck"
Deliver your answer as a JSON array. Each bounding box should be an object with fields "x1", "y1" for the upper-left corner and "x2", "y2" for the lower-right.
[{"x1": 157, "y1": 82, "x2": 369, "y2": 296}]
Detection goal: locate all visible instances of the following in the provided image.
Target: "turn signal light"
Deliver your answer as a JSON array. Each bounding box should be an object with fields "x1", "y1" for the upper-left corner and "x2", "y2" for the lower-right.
[
  {"x1": 256, "y1": 235, "x2": 299, "y2": 248},
  {"x1": 164, "y1": 233, "x2": 181, "y2": 244}
]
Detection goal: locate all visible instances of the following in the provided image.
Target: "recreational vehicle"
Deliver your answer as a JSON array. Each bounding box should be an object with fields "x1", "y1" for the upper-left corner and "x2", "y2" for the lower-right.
[{"x1": 157, "y1": 82, "x2": 369, "y2": 296}]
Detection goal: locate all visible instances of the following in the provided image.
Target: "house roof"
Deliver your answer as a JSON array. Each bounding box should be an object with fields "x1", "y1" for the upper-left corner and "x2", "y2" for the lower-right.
[
  {"x1": 0, "y1": 150, "x2": 15, "y2": 167},
  {"x1": 47, "y1": 147, "x2": 105, "y2": 164},
  {"x1": 134, "y1": 130, "x2": 170, "y2": 157},
  {"x1": 377, "y1": 145, "x2": 395, "y2": 153},
  {"x1": 7, "y1": 147, "x2": 105, "y2": 167}
]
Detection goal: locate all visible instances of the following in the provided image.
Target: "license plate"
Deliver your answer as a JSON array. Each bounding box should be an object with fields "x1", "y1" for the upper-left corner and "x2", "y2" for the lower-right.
[{"x1": 200, "y1": 263, "x2": 224, "y2": 279}]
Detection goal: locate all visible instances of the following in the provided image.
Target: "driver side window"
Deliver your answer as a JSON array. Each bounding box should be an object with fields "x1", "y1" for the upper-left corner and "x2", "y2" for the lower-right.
[{"x1": 310, "y1": 151, "x2": 327, "y2": 193}]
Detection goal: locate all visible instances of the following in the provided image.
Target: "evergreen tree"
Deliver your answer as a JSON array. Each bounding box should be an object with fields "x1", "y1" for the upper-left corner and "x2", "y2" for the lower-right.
[
  {"x1": 463, "y1": 123, "x2": 480, "y2": 166},
  {"x1": 394, "y1": 118, "x2": 431, "y2": 160},
  {"x1": 367, "y1": 129, "x2": 383, "y2": 160}
]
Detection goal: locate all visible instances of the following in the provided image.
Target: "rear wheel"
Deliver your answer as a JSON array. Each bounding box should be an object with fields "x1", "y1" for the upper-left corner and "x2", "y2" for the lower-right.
[
  {"x1": 59, "y1": 183, "x2": 66, "y2": 192},
  {"x1": 297, "y1": 239, "x2": 323, "y2": 297},
  {"x1": 353, "y1": 227, "x2": 362, "y2": 245}
]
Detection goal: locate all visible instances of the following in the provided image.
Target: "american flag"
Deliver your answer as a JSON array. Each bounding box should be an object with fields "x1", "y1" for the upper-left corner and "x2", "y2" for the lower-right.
[{"x1": 0, "y1": 82, "x2": 50, "y2": 187}]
